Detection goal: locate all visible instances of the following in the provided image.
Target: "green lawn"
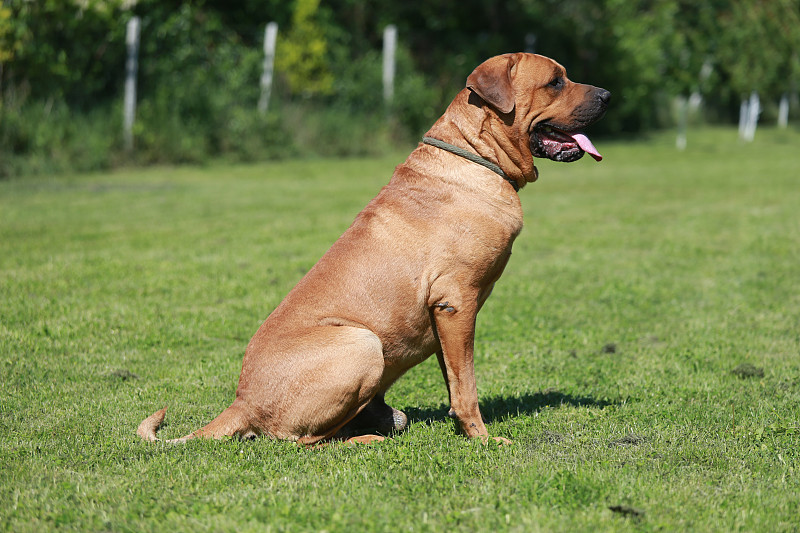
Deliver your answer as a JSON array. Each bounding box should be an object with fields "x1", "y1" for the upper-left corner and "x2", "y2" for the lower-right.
[{"x1": 1, "y1": 127, "x2": 799, "y2": 532}]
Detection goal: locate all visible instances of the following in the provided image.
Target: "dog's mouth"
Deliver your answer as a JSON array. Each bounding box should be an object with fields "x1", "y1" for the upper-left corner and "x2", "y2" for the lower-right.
[{"x1": 530, "y1": 124, "x2": 603, "y2": 163}]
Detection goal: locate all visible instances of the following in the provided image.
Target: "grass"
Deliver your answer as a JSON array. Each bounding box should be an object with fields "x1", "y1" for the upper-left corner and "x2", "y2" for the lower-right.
[{"x1": 1, "y1": 126, "x2": 799, "y2": 532}]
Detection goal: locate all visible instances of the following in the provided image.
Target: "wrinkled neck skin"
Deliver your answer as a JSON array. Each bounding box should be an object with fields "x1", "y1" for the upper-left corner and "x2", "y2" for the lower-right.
[{"x1": 424, "y1": 89, "x2": 538, "y2": 190}]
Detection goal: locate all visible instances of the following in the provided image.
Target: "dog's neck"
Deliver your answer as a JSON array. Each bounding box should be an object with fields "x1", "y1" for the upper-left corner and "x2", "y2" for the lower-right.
[
  {"x1": 424, "y1": 90, "x2": 539, "y2": 189},
  {"x1": 421, "y1": 136, "x2": 519, "y2": 192}
]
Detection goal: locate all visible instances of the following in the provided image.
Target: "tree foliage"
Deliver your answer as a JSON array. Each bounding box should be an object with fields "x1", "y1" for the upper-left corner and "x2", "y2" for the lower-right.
[
  {"x1": 717, "y1": 0, "x2": 800, "y2": 98},
  {"x1": 1, "y1": 0, "x2": 129, "y2": 107},
  {"x1": 274, "y1": 0, "x2": 334, "y2": 96}
]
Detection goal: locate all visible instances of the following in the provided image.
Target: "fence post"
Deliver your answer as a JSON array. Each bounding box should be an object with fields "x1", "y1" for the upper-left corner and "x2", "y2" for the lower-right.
[
  {"x1": 258, "y1": 22, "x2": 278, "y2": 114},
  {"x1": 123, "y1": 16, "x2": 140, "y2": 152},
  {"x1": 382, "y1": 25, "x2": 397, "y2": 108},
  {"x1": 676, "y1": 95, "x2": 688, "y2": 151},
  {"x1": 778, "y1": 94, "x2": 789, "y2": 128},
  {"x1": 738, "y1": 98, "x2": 748, "y2": 141},
  {"x1": 743, "y1": 91, "x2": 760, "y2": 142}
]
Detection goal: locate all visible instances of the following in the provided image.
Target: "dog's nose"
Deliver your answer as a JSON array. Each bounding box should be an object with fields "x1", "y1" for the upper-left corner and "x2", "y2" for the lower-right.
[{"x1": 597, "y1": 89, "x2": 611, "y2": 105}]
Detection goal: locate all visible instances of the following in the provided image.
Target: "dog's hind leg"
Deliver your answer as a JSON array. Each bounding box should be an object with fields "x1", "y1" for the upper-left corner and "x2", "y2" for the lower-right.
[
  {"x1": 138, "y1": 326, "x2": 386, "y2": 444},
  {"x1": 191, "y1": 401, "x2": 254, "y2": 440},
  {"x1": 245, "y1": 326, "x2": 386, "y2": 444}
]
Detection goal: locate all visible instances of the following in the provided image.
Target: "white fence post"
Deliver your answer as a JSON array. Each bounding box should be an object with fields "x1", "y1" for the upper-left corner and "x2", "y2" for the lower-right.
[
  {"x1": 738, "y1": 98, "x2": 748, "y2": 140},
  {"x1": 778, "y1": 94, "x2": 789, "y2": 128},
  {"x1": 676, "y1": 95, "x2": 688, "y2": 151},
  {"x1": 743, "y1": 91, "x2": 760, "y2": 142},
  {"x1": 123, "y1": 16, "x2": 140, "y2": 152},
  {"x1": 258, "y1": 22, "x2": 278, "y2": 114},
  {"x1": 738, "y1": 93, "x2": 760, "y2": 142},
  {"x1": 382, "y1": 25, "x2": 397, "y2": 107}
]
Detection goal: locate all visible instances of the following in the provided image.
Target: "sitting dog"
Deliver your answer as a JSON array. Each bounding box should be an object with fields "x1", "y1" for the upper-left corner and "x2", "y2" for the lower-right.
[{"x1": 138, "y1": 53, "x2": 610, "y2": 444}]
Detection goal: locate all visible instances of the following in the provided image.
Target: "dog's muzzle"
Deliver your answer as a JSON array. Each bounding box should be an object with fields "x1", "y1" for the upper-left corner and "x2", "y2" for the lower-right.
[
  {"x1": 530, "y1": 124, "x2": 602, "y2": 162},
  {"x1": 530, "y1": 88, "x2": 610, "y2": 163}
]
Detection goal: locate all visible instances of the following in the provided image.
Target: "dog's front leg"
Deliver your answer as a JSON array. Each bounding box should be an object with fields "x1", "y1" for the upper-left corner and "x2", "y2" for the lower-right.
[
  {"x1": 431, "y1": 298, "x2": 489, "y2": 439},
  {"x1": 435, "y1": 350, "x2": 456, "y2": 419}
]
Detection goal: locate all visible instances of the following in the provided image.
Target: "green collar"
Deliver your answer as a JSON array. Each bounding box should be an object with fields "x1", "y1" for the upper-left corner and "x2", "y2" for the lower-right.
[{"x1": 422, "y1": 136, "x2": 519, "y2": 192}]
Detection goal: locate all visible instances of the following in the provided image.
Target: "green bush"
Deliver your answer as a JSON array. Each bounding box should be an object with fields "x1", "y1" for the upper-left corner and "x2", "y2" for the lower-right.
[
  {"x1": 280, "y1": 102, "x2": 394, "y2": 158},
  {"x1": 391, "y1": 47, "x2": 443, "y2": 140},
  {"x1": 0, "y1": 100, "x2": 119, "y2": 178}
]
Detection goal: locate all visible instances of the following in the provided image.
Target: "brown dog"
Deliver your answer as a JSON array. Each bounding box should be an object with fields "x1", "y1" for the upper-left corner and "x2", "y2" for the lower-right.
[{"x1": 138, "y1": 53, "x2": 610, "y2": 445}]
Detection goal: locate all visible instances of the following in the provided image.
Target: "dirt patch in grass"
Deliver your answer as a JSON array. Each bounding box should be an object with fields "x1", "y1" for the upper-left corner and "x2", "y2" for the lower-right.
[
  {"x1": 108, "y1": 369, "x2": 140, "y2": 381},
  {"x1": 601, "y1": 343, "x2": 617, "y2": 354},
  {"x1": 731, "y1": 363, "x2": 764, "y2": 379},
  {"x1": 536, "y1": 430, "x2": 566, "y2": 444},
  {"x1": 609, "y1": 434, "x2": 646, "y2": 447},
  {"x1": 609, "y1": 504, "x2": 645, "y2": 519}
]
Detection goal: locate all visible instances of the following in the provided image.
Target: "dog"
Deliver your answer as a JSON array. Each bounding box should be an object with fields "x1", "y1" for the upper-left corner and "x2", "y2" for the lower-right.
[{"x1": 138, "y1": 53, "x2": 610, "y2": 445}]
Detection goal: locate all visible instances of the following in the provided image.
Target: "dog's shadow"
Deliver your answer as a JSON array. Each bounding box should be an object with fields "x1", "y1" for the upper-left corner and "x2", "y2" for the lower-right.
[{"x1": 404, "y1": 389, "x2": 618, "y2": 425}]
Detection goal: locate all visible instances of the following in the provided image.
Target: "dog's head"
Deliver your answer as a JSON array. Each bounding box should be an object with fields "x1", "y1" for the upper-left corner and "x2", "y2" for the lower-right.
[{"x1": 466, "y1": 53, "x2": 610, "y2": 163}]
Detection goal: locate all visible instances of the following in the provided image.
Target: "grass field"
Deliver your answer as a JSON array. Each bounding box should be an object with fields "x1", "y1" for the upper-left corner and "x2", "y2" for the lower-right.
[{"x1": 1, "y1": 127, "x2": 799, "y2": 532}]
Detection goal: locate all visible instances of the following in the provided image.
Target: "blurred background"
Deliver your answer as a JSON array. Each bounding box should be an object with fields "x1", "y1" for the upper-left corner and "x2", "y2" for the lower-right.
[{"x1": 1, "y1": 0, "x2": 799, "y2": 178}]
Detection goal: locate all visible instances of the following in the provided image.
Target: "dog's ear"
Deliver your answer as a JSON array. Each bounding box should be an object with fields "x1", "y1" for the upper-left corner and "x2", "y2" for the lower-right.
[{"x1": 466, "y1": 54, "x2": 517, "y2": 114}]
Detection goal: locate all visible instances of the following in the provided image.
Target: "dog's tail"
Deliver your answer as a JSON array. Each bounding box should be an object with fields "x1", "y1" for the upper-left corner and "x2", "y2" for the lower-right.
[
  {"x1": 137, "y1": 403, "x2": 254, "y2": 443},
  {"x1": 137, "y1": 406, "x2": 171, "y2": 441}
]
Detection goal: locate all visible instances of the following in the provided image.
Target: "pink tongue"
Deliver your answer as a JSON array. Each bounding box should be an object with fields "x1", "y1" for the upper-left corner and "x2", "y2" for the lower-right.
[{"x1": 571, "y1": 133, "x2": 602, "y2": 161}]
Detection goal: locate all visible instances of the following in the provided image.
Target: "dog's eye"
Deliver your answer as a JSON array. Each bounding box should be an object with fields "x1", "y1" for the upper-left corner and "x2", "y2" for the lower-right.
[{"x1": 548, "y1": 77, "x2": 563, "y2": 89}]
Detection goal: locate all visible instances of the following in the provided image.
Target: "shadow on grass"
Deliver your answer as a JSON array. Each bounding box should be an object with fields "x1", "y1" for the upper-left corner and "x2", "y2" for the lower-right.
[{"x1": 404, "y1": 389, "x2": 618, "y2": 424}]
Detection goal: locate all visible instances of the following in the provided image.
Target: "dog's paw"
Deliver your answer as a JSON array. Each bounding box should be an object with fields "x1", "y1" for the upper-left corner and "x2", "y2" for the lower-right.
[
  {"x1": 391, "y1": 408, "x2": 408, "y2": 432},
  {"x1": 346, "y1": 435, "x2": 385, "y2": 445}
]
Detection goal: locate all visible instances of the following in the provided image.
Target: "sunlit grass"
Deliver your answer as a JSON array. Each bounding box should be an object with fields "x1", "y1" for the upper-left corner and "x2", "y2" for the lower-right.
[{"x1": 1, "y1": 126, "x2": 798, "y2": 531}]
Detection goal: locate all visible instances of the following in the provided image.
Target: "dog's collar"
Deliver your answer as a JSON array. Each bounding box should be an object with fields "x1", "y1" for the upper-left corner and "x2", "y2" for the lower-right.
[{"x1": 422, "y1": 136, "x2": 519, "y2": 192}]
